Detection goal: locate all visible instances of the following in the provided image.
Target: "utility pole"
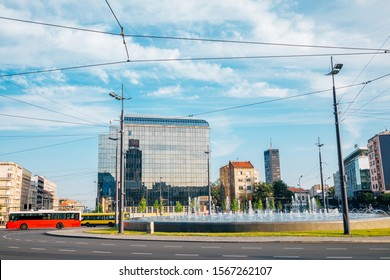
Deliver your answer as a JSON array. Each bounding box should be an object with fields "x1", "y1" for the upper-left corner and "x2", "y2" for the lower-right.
[
  {"x1": 205, "y1": 149, "x2": 211, "y2": 215},
  {"x1": 316, "y1": 137, "x2": 326, "y2": 212},
  {"x1": 327, "y1": 57, "x2": 350, "y2": 235}
]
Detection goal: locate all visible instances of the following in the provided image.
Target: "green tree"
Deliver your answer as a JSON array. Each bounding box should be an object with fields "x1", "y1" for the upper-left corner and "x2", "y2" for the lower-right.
[
  {"x1": 221, "y1": 200, "x2": 226, "y2": 212},
  {"x1": 138, "y1": 197, "x2": 147, "y2": 216},
  {"x1": 272, "y1": 180, "x2": 293, "y2": 207},
  {"x1": 252, "y1": 182, "x2": 273, "y2": 206},
  {"x1": 277, "y1": 201, "x2": 283, "y2": 212},
  {"x1": 175, "y1": 201, "x2": 183, "y2": 213},
  {"x1": 231, "y1": 197, "x2": 239, "y2": 213},
  {"x1": 94, "y1": 203, "x2": 103, "y2": 213},
  {"x1": 268, "y1": 198, "x2": 275, "y2": 211},
  {"x1": 211, "y1": 183, "x2": 221, "y2": 207},
  {"x1": 255, "y1": 199, "x2": 263, "y2": 211},
  {"x1": 153, "y1": 199, "x2": 159, "y2": 215}
]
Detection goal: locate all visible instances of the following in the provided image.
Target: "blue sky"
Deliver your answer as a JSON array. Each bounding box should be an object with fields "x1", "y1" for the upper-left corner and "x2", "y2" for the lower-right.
[{"x1": 0, "y1": 0, "x2": 389, "y2": 209}]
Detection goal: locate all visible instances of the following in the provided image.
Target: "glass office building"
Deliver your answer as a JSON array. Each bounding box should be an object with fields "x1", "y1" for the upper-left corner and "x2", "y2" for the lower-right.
[{"x1": 98, "y1": 115, "x2": 210, "y2": 208}]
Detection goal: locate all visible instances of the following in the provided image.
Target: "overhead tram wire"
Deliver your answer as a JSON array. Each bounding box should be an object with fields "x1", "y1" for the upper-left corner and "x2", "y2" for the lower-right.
[
  {"x1": 0, "y1": 136, "x2": 98, "y2": 157},
  {"x1": 0, "y1": 92, "x2": 106, "y2": 126},
  {"x1": 0, "y1": 113, "x2": 109, "y2": 127},
  {"x1": 104, "y1": 0, "x2": 130, "y2": 61},
  {"x1": 1, "y1": 79, "x2": 106, "y2": 126},
  {"x1": 186, "y1": 83, "x2": 368, "y2": 117},
  {"x1": 1, "y1": 16, "x2": 389, "y2": 53},
  {"x1": 338, "y1": 35, "x2": 390, "y2": 107},
  {"x1": 1, "y1": 52, "x2": 388, "y2": 79}
]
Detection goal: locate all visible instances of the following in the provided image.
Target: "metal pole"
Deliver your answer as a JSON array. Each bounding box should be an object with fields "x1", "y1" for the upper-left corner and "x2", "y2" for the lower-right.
[
  {"x1": 205, "y1": 149, "x2": 211, "y2": 215},
  {"x1": 330, "y1": 56, "x2": 350, "y2": 235},
  {"x1": 114, "y1": 143, "x2": 118, "y2": 227},
  {"x1": 119, "y1": 84, "x2": 125, "y2": 234},
  {"x1": 316, "y1": 137, "x2": 326, "y2": 212}
]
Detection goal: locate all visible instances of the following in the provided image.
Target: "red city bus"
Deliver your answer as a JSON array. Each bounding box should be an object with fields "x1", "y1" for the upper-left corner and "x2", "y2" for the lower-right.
[{"x1": 6, "y1": 210, "x2": 81, "y2": 230}]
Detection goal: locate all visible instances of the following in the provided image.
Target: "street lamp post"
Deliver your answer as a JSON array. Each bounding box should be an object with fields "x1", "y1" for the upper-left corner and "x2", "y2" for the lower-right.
[
  {"x1": 108, "y1": 136, "x2": 119, "y2": 227},
  {"x1": 205, "y1": 149, "x2": 211, "y2": 215},
  {"x1": 298, "y1": 175, "x2": 303, "y2": 212},
  {"x1": 109, "y1": 85, "x2": 131, "y2": 234},
  {"x1": 326, "y1": 57, "x2": 350, "y2": 235},
  {"x1": 315, "y1": 137, "x2": 326, "y2": 212}
]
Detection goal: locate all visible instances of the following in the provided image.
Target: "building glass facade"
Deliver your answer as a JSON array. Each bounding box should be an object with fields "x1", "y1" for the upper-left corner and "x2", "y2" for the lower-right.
[
  {"x1": 98, "y1": 115, "x2": 210, "y2": 208},
  {"x1": 264, "y1": 149, "x2": 281, "y2": 183}
]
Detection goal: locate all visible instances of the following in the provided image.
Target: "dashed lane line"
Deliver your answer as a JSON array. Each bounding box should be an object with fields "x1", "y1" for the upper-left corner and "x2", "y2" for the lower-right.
[
  {"x1": 100, "y1": 243, "x2": 116, "y2": 246},
  {"x1": 273, "y1": 256, "x2": 300, "y2": 259},
  {"x1": 369, "y1": 248, "x2": 389, "y2": 251},
  {"x1": 326, "y1": 248, "x2": 347, "y2": 250},
  {"x1": 59, "y1": 249, "x2": 76, "y2": 252},
  {"x1": 130, "y1": 244, "x2": 147, "y2": 247},
  {"x1": 201, "y1": 246, "x2": 221, "y2": 249},
  {"x1": 92, "y1": 251, "x2": 112, "y2": 254},
  {"x1": 131, "y1": 252, "x2": 153, "y2": 255},
  {"x1": 8, "y1": 246, "x2": 20, "y2": 249},
  {"x1": 283, "y1": 247, "x2": 305, "y2": 250},
  {"x1": 222, "y1": 255, "x2": 247, "y2": 258},
  {"x1": 164, "y1": 245, "x2": 183, "y2": 248},
  {"x1": 241, "y1": 247, "x2": 263, "y2": 250},
  {"x1": 31, "y1": 248, "x2": 46, "y2": 251},
  {"x1": 175, "y1": 254, "x2": 199, "y2": 257},
  {"x1": 326, "y1": 256, "x2": 353, "y2": 259}
]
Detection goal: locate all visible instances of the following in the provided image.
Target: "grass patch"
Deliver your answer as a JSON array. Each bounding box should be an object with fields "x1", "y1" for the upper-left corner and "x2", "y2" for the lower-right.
[{"x1": 85, "y1": 227, "x2": 390, "y2": 237}]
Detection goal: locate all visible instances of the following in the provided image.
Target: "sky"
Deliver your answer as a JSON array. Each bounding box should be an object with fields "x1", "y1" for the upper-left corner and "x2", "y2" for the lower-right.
[{"x1": 0, "y1": 0, "x2": 389, "y2": 209}]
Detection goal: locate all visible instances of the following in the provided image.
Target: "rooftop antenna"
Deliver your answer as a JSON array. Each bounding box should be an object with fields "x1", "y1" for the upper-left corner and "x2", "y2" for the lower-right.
[{"x1": 270, "y1": 138, "x2": 273, "y2": 149}]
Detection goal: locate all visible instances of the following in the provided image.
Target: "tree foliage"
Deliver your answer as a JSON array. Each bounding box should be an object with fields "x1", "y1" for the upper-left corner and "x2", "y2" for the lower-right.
[
  {"x1": 138, "y1": 197, "x2": 147, "y2": 214},
  {"x1": 175, "y1": 201, "x2": 183, "y2": 213}
]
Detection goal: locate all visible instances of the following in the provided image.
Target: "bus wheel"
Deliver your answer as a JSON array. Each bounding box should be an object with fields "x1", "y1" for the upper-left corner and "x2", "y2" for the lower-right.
[
  {"x1": 20, "y1": 223, "x2": 28, "y2": 230},
  {"x1": 86, "y1": 222, "x2": 90, "y2": 227},
  {"x1": 108, "y1": 222, "x2": 114, "y2": 227},
  {"x1": 56, "y1": 222, "x2": 64, "y2": 230}
]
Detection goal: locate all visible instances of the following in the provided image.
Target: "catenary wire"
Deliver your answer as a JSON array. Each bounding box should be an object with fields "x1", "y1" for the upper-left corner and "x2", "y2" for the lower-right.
[{"x1": 1, "y1": 16, "x2": 389, "y2": 52}]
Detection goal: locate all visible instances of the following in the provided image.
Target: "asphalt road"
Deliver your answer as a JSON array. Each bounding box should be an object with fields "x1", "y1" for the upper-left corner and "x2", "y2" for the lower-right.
[{"x1": 1, "y1": 228, "x2": 390, "y2": 260}]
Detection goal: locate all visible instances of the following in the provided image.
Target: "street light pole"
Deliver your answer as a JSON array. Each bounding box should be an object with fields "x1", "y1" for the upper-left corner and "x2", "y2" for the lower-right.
[
  {"x1": 327, "y1": 56, "x2": 350, "y2": 235},
  {"x1": 315, "y1": 137, "x2": 326, "y2": 212},
  {"x1": 109, "y1": 84, "x2": 131, "y2": 234},
  {"x1": 205, "y1": 149, "x2": 211, "y2": 215},
  {"x1": 108, "y1": 136, "x2": 119, "y2": 227}
]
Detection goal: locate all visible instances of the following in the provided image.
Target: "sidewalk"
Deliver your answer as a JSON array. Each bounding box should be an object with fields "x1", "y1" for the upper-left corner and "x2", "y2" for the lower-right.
[{"x1": 46, "y1": 227, "x2": 390, "y2": 243}]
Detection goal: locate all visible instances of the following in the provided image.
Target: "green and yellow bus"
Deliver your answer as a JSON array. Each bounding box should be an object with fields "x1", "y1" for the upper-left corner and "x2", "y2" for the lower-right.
[{"x1": 81, "y1": 213, "x2": 116, "y2": 227}]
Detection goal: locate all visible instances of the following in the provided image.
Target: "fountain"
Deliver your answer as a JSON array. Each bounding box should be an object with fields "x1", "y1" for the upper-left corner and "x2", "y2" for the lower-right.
[{"x1": 124, "y1": 199, "x2": 390, "y2": 233}]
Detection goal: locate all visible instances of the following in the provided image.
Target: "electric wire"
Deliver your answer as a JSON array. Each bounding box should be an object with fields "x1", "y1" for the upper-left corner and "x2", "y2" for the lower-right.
[
  {"x1": 1, "y1": 16, "x2": 389, "y2": 52},
  {"x1": 0, "y1": 113, "x2": 109, "y2": 127},
  {"x1": 1, "y1": 51, "x2": 388, "y2": 78},
  {"x1": 0, "y1": 92, "x2": 106, "y2": 126},
  {"x1": 0, "y1": 136, "x2": 98, "y2": 157},
  {"x1": 104, "y1": 0, "x2": 130, "y2": 61}
]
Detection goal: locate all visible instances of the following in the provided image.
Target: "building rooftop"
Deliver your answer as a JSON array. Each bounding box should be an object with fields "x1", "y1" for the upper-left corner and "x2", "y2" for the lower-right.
[
  {"x1": 230, "y1": 161, "x2": 254, "y2": 169},
  {"x1": 288, "y1": 187, "x2": 309, "y2": 193}
]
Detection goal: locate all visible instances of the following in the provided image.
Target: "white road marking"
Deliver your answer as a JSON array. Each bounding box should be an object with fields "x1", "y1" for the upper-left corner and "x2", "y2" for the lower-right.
[
  {"x1": 59, "y1": 249, "x2": 76, "y2": 252},
  {"x1": 76, "y1": 242, "x2": 88, "y2": 245},
  {"x1": 326, "y1": 256, "x2": 353, "y2": 259},
  {"x1": 175, "y1": 254, "x2": 199, "y2": 257},
  {"x1": 223, "y1": 255, "x2": 247, "y2": 258},
  {"x1": 369, "y1": 248, "x2": 389, "y2": 251},
  {"x1": 25, "y1": 239, "x2": 32, "y2": 242},
  {"x1": 38, "y1": 240, "x2": 47, "y2": 243},
  {"x1": 131, "y1": 252, "x2": 153, "y2": 255},
  {"x1": 201, "y1": 246, "x2": 221, "y2": 249},
  {"x1": 274, "y1": 256, "x2": 300, "y2": 259},
  {"x1": 55, "y1": 241, "x2": 66, "y2": 244},
  {"x1": 164, "y1": 245, "x2": 182, "y2": 248},
  {"x1": 92, "y1": 251, "x2": 112, "y2": 254},
  {"x1": 101, "y1": 243, "x2": 115, "y2": 246},
  {"x1": 380, "y1": 257, "x2": 390, "y2": 259},
  {"x1": 326, "y1": 247, "x2": 347, "y2": 250},
  {"x1": 283, "y1": 247, "x2": 304, "y2": 250},
  {"x1": 31, "y1": 248, "x2": 46, "y2": 251},
  {"x1": 130, "y1": 244, "x2": 147, "y2": 247},
  {"x1": 241, "y1": 247, "x2": 263, "y2": 250},
  {"x1": 8, "y1": 246, "x2": 20, "y2": 249}
]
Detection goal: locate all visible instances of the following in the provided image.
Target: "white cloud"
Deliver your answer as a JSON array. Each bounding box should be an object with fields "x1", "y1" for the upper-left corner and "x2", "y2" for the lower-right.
[{"x1": 225, "y1": 80, "x2": 290, "y2": 98}]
